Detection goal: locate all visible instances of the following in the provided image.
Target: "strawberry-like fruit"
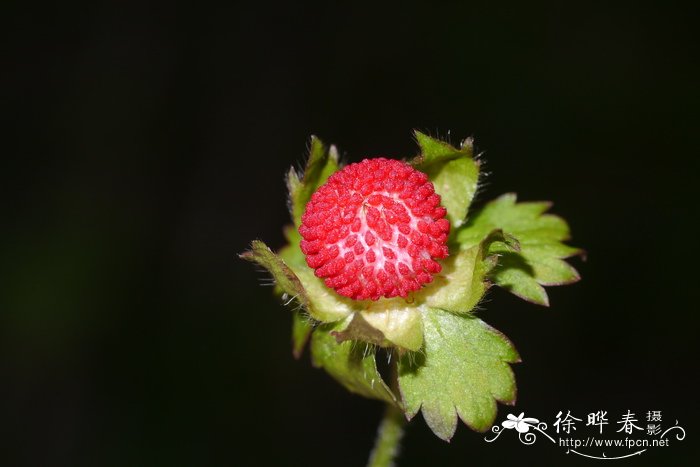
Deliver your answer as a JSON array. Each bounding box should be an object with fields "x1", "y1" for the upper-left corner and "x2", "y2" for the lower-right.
[{"x1": 299, "y1": 158, "x2": 450, "y2": 300}]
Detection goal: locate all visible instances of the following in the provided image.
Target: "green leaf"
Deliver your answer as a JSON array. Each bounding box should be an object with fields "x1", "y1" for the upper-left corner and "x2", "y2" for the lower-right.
[
  {"x1": 359, "y1": 301, "x2": 424, "y2": 351},
  {"x1": 278, "y1": 224, "x2": 305, "y2": 268},
  {"x1": 331, "y1": 303, "x2": 424, "y2": 352},
  {"x1": 456, "y1": 193, "x2": 582, "y2": 306},
  {"x1": 419, "y1": 231, "x2": 507, "y2": 314},
  {"x1": 241, "y1": 240, "x2": 352, "y2": 323},
  {"x1": 287, "y1": 136, "x2": 340, "y2": 227},
  {"x1": 290, "y1": 264, "x2": 355, "y2": 322},
  {"x1": 488, "y1": 253, "x2": 549, "y2": 306},
  {"x1": 331, "y1": 312, "x2": 387, "y2": 347},
  {"x1": 410, "y1": 131, "x2": 480, "y2": 228},
  {"x1": 240, "y1": 240, "x2": 309, "y2": 307},
  {"x1": 398, "y1": 309, "x2": 519, "y2": 440},
  {"x1": 292, "y1": 311, "x2": 313, "y2": 359},
  {"x1": 311, "y1": 321, "x2": 398, "y2": 405}
]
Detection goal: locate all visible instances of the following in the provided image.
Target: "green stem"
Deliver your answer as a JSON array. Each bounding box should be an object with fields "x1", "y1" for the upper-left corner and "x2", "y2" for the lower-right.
[{"x1": 367, "y1": 403, "x2": 406, "y2": 467}]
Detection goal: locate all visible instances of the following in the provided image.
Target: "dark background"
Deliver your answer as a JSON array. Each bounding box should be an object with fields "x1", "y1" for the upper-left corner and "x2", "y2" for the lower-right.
[{"x1": 2, "y1": 1, "x2": 698, "y2": 465}]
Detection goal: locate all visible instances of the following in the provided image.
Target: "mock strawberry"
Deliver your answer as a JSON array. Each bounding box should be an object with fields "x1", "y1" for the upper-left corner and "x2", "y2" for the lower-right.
[
  {"x1": 299, "y1": 158, "x2": 450, "y2": 300},
  {"x1": 243, "y1": 132, "x2": 580, "y2": 448}
]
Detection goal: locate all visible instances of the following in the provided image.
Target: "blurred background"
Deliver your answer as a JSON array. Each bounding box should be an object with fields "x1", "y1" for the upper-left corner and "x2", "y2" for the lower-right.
[{"x1": 2, "y1": 1, "x2": 697, "y2": 465}]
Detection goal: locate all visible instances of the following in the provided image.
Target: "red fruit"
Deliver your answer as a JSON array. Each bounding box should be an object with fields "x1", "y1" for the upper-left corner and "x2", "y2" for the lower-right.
[{"x1": 299, "y1": 158, "x2": 450, "y2": 300}]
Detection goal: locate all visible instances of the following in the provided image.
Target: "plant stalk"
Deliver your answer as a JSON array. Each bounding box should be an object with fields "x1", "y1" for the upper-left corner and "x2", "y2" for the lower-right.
[{"x1": 367, "y1": 402, "x2": 406, "y2": 467}]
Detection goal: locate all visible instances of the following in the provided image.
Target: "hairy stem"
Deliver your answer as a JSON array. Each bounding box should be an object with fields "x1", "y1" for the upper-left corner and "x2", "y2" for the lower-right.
[{"x1": 367, "y1": 403, "x2": 406, "y2": 467}]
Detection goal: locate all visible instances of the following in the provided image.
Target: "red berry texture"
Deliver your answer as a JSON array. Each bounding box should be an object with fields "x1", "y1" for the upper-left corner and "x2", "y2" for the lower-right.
[{"x1": 299, "y1": 158, "x2": 450, "y2": 301}]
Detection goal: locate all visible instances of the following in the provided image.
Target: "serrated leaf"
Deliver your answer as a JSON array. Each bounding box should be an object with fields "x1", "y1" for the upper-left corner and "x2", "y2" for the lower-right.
[
  {"x1": 292, "y1": 310, "x2": 313, "y2": 359},
  {"x1": 287, "y1": 136, "x2": 340, "y2": 227},
  {"x1": 457, "y1": 193, "x2": 572, "y2": 247},
  {"x1": 456, "y1": 193, "x2": 582, "y2": 306},
  {"x1": 410, "y1": 131, "x2": 480, "y2": 228},
  {"x1": 521, "y1": 250, "x2": 580, "y2": 285},
  {"x1": 489, "y1": 253, "x2": 550, "y2": 306},
  {"x1": 398, "y1": 309, "x2": 519, "y2": 440},
  {"x1": 311, "y1": 321, "x2": 398, "y2": 405}
]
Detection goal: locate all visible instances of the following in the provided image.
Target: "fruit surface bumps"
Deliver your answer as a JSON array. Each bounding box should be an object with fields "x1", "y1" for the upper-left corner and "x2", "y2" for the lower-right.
[{"x1": 299, "y1": 158, "x2": 450, "y2": 300}]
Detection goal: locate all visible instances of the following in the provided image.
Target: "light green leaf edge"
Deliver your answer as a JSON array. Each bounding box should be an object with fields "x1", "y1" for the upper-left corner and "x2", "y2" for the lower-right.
[
  {"x1": 241, "y1": 240, "x2": 352, "y2": 323},
  {"x1": 240, "y1": 240, "x2": 310, "y2": 308},
  {"x1": 410, "y1": 131, "x2": 480, "y2": 229},
  {"x1": 398, "y1": 308, "x2": 520, "y2": 440}
]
